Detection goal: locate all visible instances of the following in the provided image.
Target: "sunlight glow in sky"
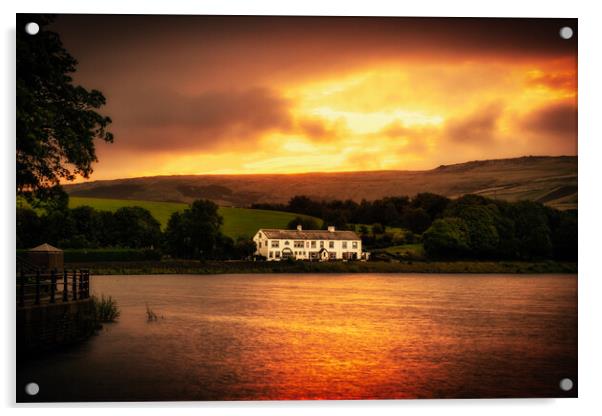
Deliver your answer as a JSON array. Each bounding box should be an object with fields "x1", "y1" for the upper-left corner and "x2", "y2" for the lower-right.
[{"x1": 54, "y1": 16, "x2": 577, "y2": 180}]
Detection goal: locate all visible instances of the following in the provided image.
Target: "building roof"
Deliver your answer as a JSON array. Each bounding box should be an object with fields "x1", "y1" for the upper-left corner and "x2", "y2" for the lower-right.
[
  {"x1": 258, "y1": 229, "x2": 360, "y2": 241},
  {"x1": 28, "y1": 243, "x2": 63, "y2": 252}
]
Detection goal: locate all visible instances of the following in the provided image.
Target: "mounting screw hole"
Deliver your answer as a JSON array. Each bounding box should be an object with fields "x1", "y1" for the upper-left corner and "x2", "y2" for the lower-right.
[
  {"x1": 559, "y1": 26, "x2": 573, "y2": 40},
  {"x1": 25, "y1": 22, "x2": 39, "y2": 35},
  {"x1": 25, "y1": 382, "x2": 39, "y2": 396},
  {"x1": 559, "y1": 378, "x2": 574, "y2": 391}
]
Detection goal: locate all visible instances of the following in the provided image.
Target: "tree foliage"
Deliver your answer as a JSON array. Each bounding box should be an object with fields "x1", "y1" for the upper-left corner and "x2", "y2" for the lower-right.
[
  {"x1": 16, "y1": 205, "x2": 160, "y2": 249},
  {"x1": 423, "y1": 197, "x2": 575, "y2": 261},
  {"x1": 423, "y1": 218, "x2": 471, "y2": 258},
  {"x1": 17, "y1": 14, "x2": 113, "y2": 201},
  {"x1": 163, "y1": 200, "x2": 224, "y2": 259},
  {"x1": 287, "y1": 216, "x2": 320, "y2": 230}
]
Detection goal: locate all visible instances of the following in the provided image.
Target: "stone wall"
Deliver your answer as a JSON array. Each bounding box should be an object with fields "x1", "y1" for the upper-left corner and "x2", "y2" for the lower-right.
[{"x1": 17, "y1": 298, "x2": 96, "y2": 356}]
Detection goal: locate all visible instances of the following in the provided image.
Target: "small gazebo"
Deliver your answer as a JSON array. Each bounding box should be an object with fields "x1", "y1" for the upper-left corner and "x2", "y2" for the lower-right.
[{"x1": 27, "y1": 243, "x2": 64, "y2": 270}]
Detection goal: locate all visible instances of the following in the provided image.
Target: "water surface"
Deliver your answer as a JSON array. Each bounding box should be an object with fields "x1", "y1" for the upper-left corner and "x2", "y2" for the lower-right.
[{"x1": 17, "y1": 273, "x2": 577, "y2": 401}]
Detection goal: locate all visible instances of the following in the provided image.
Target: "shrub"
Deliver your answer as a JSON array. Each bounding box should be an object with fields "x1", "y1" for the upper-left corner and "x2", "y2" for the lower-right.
[
  {"x1": 145, "y1": 303, "x2": 158, "y2": 322},
  {"x1": 93, "y1": 294, "x2": 120, "y2": 322}
]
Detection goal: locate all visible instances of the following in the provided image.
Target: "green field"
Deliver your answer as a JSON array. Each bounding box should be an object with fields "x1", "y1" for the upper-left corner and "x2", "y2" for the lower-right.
[
  {"x1": 69, "y1": 197, "x2": 322, "y2": 239},
  {"x1": 69, "y1": 197, "x2": 186, "y2": 227}
]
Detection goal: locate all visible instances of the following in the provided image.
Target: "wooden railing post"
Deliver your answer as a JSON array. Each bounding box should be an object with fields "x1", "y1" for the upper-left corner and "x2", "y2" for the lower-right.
[
  {"x1": 63, "y1": 270, "x2": 68, "y2": 302},
  {"x1": 19, "y1": 267, "x2": 25, "y2": 307},
  {"x1": 34, "y1": 269, "x2": 41, "y2": 305},
  {"x1": 50, "y1": 269, "x2": 57, "y2": 303},
  {"x1": 16, "y1": 267, "x2": 91, "y2": 307},
  {"x1": 72, "y1": 269, "x2": 78, "y2": 301},
  {"x1": 78, "y1": 270, "x2": 84, "y2": 299},
  {"x1": 84, "y1": 270, "x2": 90, "y2": 298}
]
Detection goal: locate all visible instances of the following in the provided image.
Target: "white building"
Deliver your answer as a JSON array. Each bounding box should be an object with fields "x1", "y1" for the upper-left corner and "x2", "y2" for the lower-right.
[{"x1": 253, "y1": 225, "x2": 369, "y2": 261}]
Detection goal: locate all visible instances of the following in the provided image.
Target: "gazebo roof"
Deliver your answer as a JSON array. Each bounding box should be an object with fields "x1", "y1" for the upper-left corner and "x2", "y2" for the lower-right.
[{"x1": 28, "y1": 243, "x2": 63, "y2": 252}]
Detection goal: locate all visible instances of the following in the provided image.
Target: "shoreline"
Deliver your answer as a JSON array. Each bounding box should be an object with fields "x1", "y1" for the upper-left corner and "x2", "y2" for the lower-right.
[{"x1": 65, "y1": 260, "x2": 578, "y2": 276}]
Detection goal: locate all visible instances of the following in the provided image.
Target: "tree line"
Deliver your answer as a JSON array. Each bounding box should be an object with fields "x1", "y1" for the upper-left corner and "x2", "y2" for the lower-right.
[
  {"x1": 17, "y1": 193, "x2": 577, "y2": 262},
  {"x1": 17, "y1": 200, "x2": 255, "y2": 260},
  {"x1": 422, "y1": 195, "x2": 577, "y2": 261},
  {"x1": 254, "y1": 193, "x2": 577, "y2": 261},
  {"x1": 253, "y1": 193, "x2": 450, "y2": 234}
]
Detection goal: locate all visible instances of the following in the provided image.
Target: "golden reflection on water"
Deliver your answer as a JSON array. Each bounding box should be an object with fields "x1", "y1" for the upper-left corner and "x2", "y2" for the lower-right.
[{"x1": 18, "y1": 274, "x2": 577, "y2": 401}]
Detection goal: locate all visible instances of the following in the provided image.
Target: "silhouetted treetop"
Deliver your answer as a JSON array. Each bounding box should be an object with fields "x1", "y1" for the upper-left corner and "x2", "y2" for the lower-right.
[{"x1": 17, "y1": 14, "x2": 113, "y2": 202}]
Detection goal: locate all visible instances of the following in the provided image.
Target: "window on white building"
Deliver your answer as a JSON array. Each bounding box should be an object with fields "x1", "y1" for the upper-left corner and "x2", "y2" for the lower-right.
[
  {"x1": 352, "y1": 241, "x2": 358, "y2": 249},
  {"x1": 311, "y1": 241, "x2": 316, "y2": 248},
  {"x1": 329, "y1": 241, "x2": 335, "y2": 249},
  {"x1": 294, "y1": 241, "x2": 304, "y2": 248},
  {"x1": 342, "y1": 241, "x2": 348, "y2": 249},
  {"x1": 271, "y1": 241, "x2": 280, "y2": 248},
  {"x1": 320, "y1": 241, "x2": 324, "y2": 248}
]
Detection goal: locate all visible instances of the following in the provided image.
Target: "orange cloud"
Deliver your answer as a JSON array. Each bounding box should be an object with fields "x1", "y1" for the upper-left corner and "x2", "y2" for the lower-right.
[
  {"x1": 52, "y1": 15, "x2": 577, "y2": 180},
  {"x1": 444, "y1": 102, "x2": 505, "y2": 145}
]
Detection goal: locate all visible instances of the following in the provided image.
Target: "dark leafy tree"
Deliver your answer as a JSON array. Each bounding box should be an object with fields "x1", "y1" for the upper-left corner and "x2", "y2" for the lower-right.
[
  {"x1": 423, "y1": 217, "x2": 471, "y2": 258},
  {"x1": 402, "y1": 207, "x2": 432, "y2": 234},
  {"x1": 287, "y1": 216, "x2": 320, "y2": 230},
  {"x1": 548, "y1": 209, "x2": 577, "y2": 261},
  {"x1": 16, "y1": 208, "x2": 42, "y2": 249},
  {"x1": 40, "y1": 209, "x2": 76, "y2": 247},
  {"x1": 234, "y1": 237, "x2": 257, "y2": 259},
  {"x1": 411, "y1": 193, "x2": 450, "y2": 219},
  {"x1": 288, "y1": 196, "x2": 322, "y2": 218},
  {"x1": 96, "y1": 210, "x2": 118, "y2": 247},
  {"x1": 17, "y1": 14, "x2": 113, "y2": 203},
  {"x1": 70, "y1": 206, "x2": 103, "y2": 247},
  {"x1": 371, "y1": 223, "x2": 385, "y2": 235},
  {"x1": 508, "y1": 201, "x2": 553, "y2": 259},
  {"x1": 163, "y1": 200, "x2": 223, "y2": 259},
  {"x1": 113, "y1": 207, "x2": 161, "y2": 249},
  {"x1": 457, "y1": 205, "x2": 501, "y2": 258},
  {"x1": 322, "y1": 210, "x2": 351, "y2": 230}
]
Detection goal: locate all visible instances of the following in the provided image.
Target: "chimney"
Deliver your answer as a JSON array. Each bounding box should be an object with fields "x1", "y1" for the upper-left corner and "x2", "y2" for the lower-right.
[
  {"x1": 328, "y1": 226, "x2": 335, "y2": 232},
  {"x1": 297, "y1": 225, "x2": 302, "y2": 231}
]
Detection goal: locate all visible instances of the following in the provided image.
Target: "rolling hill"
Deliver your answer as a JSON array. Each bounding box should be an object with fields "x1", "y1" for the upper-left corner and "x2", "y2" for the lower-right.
[
  {"x1": 68, "y1": 197, "x2": 322, "y2": 238},
  {"x1": 65, "y1": 156, "x2": 577, "y2": 210}
]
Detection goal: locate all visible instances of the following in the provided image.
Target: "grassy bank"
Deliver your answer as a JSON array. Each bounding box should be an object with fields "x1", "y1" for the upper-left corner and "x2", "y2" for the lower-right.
[
  {"x1": 65, "y1": 259, "x2": 577, "y2": 275},
  {"x1": 69, "y1": 196, "x2": 322, "y2": 237}
]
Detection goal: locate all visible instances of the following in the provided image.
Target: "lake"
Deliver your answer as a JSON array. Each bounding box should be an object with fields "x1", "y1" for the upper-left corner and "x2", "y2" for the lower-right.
[{"x1": 17, "y1": 273, "x2": 577, "y2": 401}]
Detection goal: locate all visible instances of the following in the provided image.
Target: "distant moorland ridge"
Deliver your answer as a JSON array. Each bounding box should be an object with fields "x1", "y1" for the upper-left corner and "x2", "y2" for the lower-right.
[{"x1": 64, "y1": 156, "x2": 577, "y2": 210}]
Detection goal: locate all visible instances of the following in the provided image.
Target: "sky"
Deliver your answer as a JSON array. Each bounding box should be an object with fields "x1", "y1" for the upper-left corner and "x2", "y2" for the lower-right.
[{"x1": 52, "y1": 15, "x2": 577, "y2": 180}]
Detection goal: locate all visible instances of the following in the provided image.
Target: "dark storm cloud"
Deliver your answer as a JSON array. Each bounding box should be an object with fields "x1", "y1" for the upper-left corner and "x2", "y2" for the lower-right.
[
  {"x1": 53, "y1": 15, "x2": 577, "y2": 62},
  {"x1": 50, "y1": 15, "x2": 578, "y2": 96},
  {"x1": 444, "y1": 103, "x2": 505, "y2": 144},
  {"x1": 296, "y1": 116, "x2": 347, "y2": 142},
  {"x1": 48, "y1": 14, "x2": 577, "y2": 156},
  {"x1": 521, "y1": 102, "x2": 578, "y2": 137},
  {"x1": 29, "y1": 14, "x2": 576, "y2": 178},
  {"x1": 109, "y1": 87, "x2": 293, "y2": 151},
  {"x1": 108, "y1": 86, "x2": 344, "y2": 151}
]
